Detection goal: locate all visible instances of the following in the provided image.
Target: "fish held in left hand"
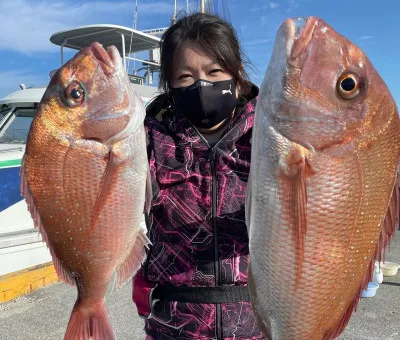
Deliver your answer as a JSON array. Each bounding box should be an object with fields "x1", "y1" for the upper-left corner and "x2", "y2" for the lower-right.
[
  {"x1": 246, "y1": 16, "x2": 400, "y2": 340},
  {"x1": 21, "y1": 42, "x2": 151, "y2": 340}
]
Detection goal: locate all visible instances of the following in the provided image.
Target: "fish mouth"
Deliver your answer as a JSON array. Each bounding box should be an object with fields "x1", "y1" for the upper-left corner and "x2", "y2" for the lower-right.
[
  {"x1": 284, "y1": 16, "x2": 318, "y2": 61},
  {"x1": 86, "y1": 43, "x2": 128, "y2": 121},
  {"x1": 90, "y1": 42, "x2": 121, "y2": 75},
  {"x1": 91, "y1": 111, "x2": 129, "y2": 121}
]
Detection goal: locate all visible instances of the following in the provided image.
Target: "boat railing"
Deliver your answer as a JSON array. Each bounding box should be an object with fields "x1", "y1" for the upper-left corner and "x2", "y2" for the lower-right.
[{"x1": 50, "y1": 24, "x2": 161, "y2": 87}]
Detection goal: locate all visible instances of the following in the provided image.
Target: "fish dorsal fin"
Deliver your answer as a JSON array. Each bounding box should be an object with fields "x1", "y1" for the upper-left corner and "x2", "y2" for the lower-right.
[
  {"x1": 375, "y1": 172, "x2": 399, "y2": 263},
  {"x1": 279, "y1": 144, "x2": 312, "y2": 287}
]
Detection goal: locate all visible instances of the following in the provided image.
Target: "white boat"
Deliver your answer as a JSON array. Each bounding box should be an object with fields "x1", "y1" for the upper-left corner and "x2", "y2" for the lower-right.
[
  {"x1": 0, "y1": 25, "x2": 161, "y2": 299},
  {"x1": 0, "y1": 87, "x2": 47, "y2": 278}
]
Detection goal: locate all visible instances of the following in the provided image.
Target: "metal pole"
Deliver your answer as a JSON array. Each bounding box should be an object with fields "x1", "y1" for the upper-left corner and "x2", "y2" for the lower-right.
[
  {"x1": 125, "y1": 56, "x2": 160, "y2": 67},
  {"x1": 148, "y1": 66, "x2": 152, "y2": 86},
  {"x1": 121, "y1": 33, "x2": 126, "y2": 70},
  {"x1": 200, "y1": 0, "x2": 205, "y2": 13},
  {"x1": 172, "y1": 0, "x2": 177, "y2": 24},
  {"x1": 61, "y1": 44, "x2": 64, "y2": 65}
]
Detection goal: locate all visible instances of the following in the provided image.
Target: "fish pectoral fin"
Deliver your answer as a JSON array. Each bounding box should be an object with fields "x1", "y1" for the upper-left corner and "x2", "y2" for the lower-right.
[
  {"x1": 279, "y1": 145, "x2": 312, "y2": 285},
  {"x1": 63, "y1": 139, "x2": 114, "y2": 240},
  {"x1": 20, "y1": 163, "x2": 75, "y2": 286},
  {"x1": 279, "y1": 143, "x2": 313, "y2": 178},
  {"x1": 87, "y1": 150, "x2": 117, "y2": 239},
  {"x1": 115, "y1": 229, "x2": 150, "y2": 288}
]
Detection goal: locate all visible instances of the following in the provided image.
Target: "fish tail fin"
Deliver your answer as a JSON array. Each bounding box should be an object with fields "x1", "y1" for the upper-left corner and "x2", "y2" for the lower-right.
[
  {"x1": 116, "y1": 229, "x2": 150, "y2": 288},
  {"x1": 64, "y1": 299, "x2": 115, "y2": 340}
]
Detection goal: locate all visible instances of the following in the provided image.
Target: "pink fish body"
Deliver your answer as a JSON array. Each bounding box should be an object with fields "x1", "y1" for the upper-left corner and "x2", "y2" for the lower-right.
[
  {"x1": 246, "y1": 17, "x2": 400, "y2": 340},
  {"x1": 21, "y1": 42, "x2": 150, "y2": 340}
]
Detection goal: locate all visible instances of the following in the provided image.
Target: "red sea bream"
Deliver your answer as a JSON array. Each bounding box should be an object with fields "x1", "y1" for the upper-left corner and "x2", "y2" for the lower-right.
[
  {"x1": 21, "y1": 42, "x2": 150, "y2": 340},
  {"x1": 246, "y1": 17, "x2": 400, "y2": 340}
]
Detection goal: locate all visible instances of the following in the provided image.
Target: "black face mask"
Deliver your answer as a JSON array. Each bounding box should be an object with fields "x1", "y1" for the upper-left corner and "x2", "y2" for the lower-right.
[{"x1": 170, "y1": 79, "x2": 237, "y2": 128}]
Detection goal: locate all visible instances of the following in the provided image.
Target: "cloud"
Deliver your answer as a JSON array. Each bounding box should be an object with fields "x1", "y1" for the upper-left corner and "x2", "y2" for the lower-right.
[
  {"x1": 360, "y1": 35, "x2": 375, "y2": 40},
  {"x1": 269, "y1": 2, "x2": 279, "y2": 9},
  {"x1": 0, "y1": 0, "x2": 172, "y2": 54},
  {"x1": 243, "y1": 39, "x2": 273, "y2": 46},
  {"x1": 285, "y1": 0, "x2": 299, "y2": 12},
  {"x1": 250, "y1": 1, "x2": 279, "y2": 13}
]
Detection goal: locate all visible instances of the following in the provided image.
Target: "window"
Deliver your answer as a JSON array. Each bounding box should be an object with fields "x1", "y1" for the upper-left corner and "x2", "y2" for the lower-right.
[
  {"x1": 0, "y1": 106, "x2": 12, "y2": 122},
  {"x1": 0, "y1": 107, "x2": 36, "y2": 144},
  {"x1": 0, "y1": 106, "x2": 37, "y2": 238}
]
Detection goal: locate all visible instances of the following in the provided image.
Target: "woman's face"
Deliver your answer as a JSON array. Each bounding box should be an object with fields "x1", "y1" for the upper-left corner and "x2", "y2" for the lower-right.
[{"x1": 171, "y1": 40, "x2": 233, "y2": 88}]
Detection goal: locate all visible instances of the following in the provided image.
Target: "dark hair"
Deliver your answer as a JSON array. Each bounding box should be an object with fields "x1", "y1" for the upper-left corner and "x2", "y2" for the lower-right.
[{"x1": 159, "y1": 12, "x2": 250, "y2": 95}]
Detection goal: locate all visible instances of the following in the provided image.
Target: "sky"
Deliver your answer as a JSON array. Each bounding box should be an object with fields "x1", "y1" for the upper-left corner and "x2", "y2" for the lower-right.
[{"x1": 0, "y1": 0, "x2": 399, "y2": 106}]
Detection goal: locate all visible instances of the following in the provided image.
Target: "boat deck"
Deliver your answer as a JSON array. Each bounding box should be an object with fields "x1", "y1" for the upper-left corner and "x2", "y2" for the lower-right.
[{"x1": 0, "y1": 236, "x2": 399, "y2": 339}]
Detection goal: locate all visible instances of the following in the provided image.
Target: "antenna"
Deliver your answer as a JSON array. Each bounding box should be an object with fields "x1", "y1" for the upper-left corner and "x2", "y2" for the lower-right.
[
  {"x1": 134, "y1": 0, "x2": 138, "y2": 30},
  {"x1": 172, "y1": 0, "x2": 177, "y2": 24},
  {"x1": 127, "y1": 0, "x2": 139, "y2": 74}
]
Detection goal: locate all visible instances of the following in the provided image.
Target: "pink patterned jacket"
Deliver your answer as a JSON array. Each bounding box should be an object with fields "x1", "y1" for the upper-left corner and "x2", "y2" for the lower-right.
[{"x1": 133, "y1": 86, "x2": 265, "y2": 340}]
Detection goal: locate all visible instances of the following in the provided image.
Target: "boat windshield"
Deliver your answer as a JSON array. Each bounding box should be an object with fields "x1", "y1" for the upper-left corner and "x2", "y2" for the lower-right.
[
  {"x1": 0, "y1": 107, "x2": 36, "y2": 144},
  {"x1": 0, "y1": 106, "x2": 12, "y2": 122}
]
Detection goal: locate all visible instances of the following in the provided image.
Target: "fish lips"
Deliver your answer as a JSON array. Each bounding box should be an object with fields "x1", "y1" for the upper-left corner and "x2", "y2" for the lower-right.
[
  {"x1": 279, "y1": 16, "x2": 319, "y2": 67},
  {"x1": 82, "y1": 43, "x2": 134, "y2": 143},
  {"x1": 89, "y1": 42, "x2": 121, "y2": 76}
]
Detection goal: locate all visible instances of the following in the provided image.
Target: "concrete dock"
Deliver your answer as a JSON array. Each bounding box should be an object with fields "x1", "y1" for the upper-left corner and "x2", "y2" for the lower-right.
[{"x1": 0, "y1": 236, "x2": 399, "y2": 339}]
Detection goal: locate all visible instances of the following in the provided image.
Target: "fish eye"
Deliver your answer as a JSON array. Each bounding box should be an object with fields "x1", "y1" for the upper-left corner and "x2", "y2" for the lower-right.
[
  {"x1": 71, "y1": 88, "x2": 82, "y2": 99},
  {"x1": 337, "y1": 73, "x2": 361, "y2": 99},
  {"x1": 65, "y1": 81, "x2": 85, "y2": 106}
]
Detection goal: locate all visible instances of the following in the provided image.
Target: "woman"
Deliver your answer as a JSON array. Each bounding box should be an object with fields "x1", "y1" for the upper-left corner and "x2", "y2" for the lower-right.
[{"x1": 133, "y1": 12, "x2": 264, "y2": 340}]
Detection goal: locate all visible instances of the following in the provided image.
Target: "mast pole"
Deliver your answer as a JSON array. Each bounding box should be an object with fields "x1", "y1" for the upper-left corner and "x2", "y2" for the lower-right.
[{"x1": 172, "y1": 0, "x2": 177, "y2": 24}]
